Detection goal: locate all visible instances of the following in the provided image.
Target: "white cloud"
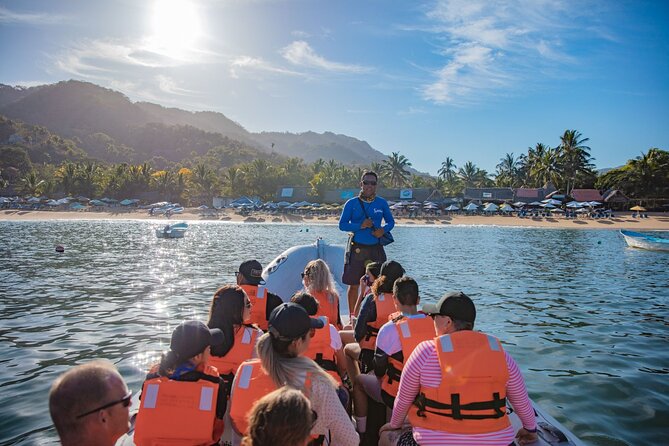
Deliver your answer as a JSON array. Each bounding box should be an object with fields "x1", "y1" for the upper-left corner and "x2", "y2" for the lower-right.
[
  {"x1": 421, "y1": 0, "x2": 604, "y2": 105},
  {"x1": 155, "y1": 75, "x2": 197, "y2": 96},
  {"x1": 0, "y1": 6, "x2": 68, "y2": 25},
  {"x1": 281, "y1": 40, "x2": 372, "y2": 74},
  {"x1": 229, "y1": 56, "x2": 304, "y2": 78}
]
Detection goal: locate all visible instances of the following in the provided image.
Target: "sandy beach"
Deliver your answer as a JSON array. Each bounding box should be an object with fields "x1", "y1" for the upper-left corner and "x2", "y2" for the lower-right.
[{"x1": 2, "y1": 208, "x2": 668, "y2": 230}]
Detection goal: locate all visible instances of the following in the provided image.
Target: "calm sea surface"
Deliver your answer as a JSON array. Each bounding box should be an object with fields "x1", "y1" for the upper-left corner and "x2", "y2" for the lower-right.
[{"x1": 0, "y1": 220, "x2": 667, "y2": 446}]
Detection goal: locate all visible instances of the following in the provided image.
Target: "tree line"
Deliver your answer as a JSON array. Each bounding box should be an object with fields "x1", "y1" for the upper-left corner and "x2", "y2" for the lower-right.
[{"x1": 1, "y1": 128, "x2": 666, "y2": 204}]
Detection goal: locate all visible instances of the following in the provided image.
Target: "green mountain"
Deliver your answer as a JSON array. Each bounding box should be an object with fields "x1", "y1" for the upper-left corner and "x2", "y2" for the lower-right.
[{"x1": 0, "y1": 80, "x2": 388, "y2": 167}]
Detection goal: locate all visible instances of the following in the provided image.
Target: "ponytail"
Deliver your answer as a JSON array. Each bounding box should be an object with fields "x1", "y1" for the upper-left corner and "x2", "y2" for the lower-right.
[
  {"x1": 256, "y1": 333, "x2": 337, "y2": 390},
  {"x1": 158, "y1": 350, "x2": 180, "y2": 376}
]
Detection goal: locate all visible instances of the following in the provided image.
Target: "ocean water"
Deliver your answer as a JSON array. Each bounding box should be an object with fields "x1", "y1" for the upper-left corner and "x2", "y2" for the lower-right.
[{"x1": 0, "y1": 220, "x2": 667, "y2": 446}]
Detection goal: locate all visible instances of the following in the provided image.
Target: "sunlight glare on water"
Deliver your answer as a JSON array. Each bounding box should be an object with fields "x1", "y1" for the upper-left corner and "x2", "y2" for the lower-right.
[{"x1": 0, "y1": 220, "x2": 667, "y2": 445}]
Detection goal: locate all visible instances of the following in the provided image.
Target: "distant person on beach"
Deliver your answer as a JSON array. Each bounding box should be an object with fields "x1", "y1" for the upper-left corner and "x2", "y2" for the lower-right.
[
  {"x1": 49, "y1": 360, "x2": 131, "y2": 446},
  {"x1": 339, "y1": 171, "x2": 395, "y2": 318},
  {"x1": 134, "y1": 321, "x2": 227, "y2": 446},
  {"x1": 241, "y1": 387, "x2": 317, "y2": 446},
  {"x1": 379, "y1": 292, "x2": 538, "y2": 446},
  {"x1": 236, "y1": 259, "x2": 283, "y2": 331},
  {"x1": 301, "y1": 259, "x2": 343, "y2": 329}
]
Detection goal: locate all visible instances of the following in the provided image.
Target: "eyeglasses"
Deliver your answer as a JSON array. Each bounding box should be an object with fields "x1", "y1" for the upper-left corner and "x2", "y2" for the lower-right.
[
  {"x1": 76, "y1": 390, "x2": 132, "y2": 419},
  {"x1": 300, "y1": 272, "x2": 306, "y2": 278},
  {"x1": 362, "y1": 181, "x2": 377, "y2": 186}
]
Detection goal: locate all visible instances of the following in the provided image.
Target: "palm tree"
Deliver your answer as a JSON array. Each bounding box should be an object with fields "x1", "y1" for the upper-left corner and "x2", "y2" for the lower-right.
[
  {"x1": 20, "y1": 171, "x2": 46, "y2": 196},
  {"x1": 381, "y1": 152, "x2": 412, "y2": 188},
  {"x1": 57, "y1": 162, "x2": 77, "y2": 196},
  {"x1": 77, "y1": 162, "x2": 99, "y2": 197},
  {"x1": 495, "y1": 153, "x2": 520, "y2": 187},
  {"x1": 457, "y1": 161, "x2": 479, "y2": 188},
  {"x1": 558, "y1": 130, "x2": 594, "y2": 193},
  {"x1": 438, "y1": 157, "x2": 457, "y2": 182},
  {"x1": 0, "y1": 170, "x2": 8, "y2": 190}
]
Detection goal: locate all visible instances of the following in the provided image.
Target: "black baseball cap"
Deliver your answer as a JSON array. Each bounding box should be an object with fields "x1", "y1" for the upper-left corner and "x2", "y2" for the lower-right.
[
  {"x1": 422, "y1": 291, "x2": 476, "y2": 323},
  {"x1": 268, "y1": 303, "x2": 324, "y2": 340},
  {"x1": 238, "y1": 260, "x2": 265, "y2": 285},
  {"x1": 170, "y1": 320, "x2": 225, "y2": 360}
]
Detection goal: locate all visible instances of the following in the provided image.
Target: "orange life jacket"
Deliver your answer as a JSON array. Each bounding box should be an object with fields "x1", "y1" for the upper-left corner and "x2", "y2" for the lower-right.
[
  {"x1": 208, "y1": 325, "x2": 259, "y2": 377},
  {"x1": 134, "y1": 364, "x2": 223, "y2": 446},
  {"x1": 408, "y1": 331, "x2": 510, "y2": 435},
  {"x1": 303, "y1": 316, "x2": 342, "y2": 385},
  {"x1": 240, "y1": 284, "x2": 268, "y2": 331},
  {"x1": 359, "y1": 293, "x2": 396, "y2": 351},
  {"x1": 229, "y1": 359, "x2": 312, "y2": 436},
  {"x1": 380, "y1": 314, "x2": 435, "y2": 408},
  {"x1": 311, "y1": 290, "x2": 342, "y2": 329}
]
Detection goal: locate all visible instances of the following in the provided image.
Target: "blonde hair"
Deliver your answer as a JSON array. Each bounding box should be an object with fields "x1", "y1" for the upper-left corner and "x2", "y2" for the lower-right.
[
  {"x1": 303, "y1": 259, "x2": 338, "y2": 305},
  {"x1": 241, "y1": 387, "x2": 314, "y2": 446},
  {"x1": 256, "y1": 332, "x2": 337, "y2": 390}
]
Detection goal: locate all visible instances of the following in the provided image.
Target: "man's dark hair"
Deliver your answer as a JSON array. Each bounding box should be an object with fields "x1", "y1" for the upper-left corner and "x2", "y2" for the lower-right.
[
  {"x1": 361, "y1": 171, "x2": 378, "y2": 181},
  {"x1": 393, "y1": 276, "x2": 419, "y2": 306}
]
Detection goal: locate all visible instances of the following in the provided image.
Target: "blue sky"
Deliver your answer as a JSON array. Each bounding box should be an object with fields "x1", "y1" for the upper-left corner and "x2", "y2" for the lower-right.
[{"x1": 1, "y1": 0, "x2": 668, "y2": 175}]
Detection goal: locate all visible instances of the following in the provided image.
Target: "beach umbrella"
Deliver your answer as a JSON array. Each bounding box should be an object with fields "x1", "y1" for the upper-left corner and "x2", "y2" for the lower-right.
[
  {"x1": 512, "y1": 201, "x2": 526, "y2": 208},
  {"x1": 483, "y1": 203, "x2": 499, "y2": 212},
  {"x1": 445, "y1": 204, "x2": 460, "y2": 211},
  {"x1": 566, "y1": 201, "x2": 583, "y2": 208},
  {"x1": 541, "y1": 198, "x2": 562, "y2": 206},
  {"x1": 529, "y1": 201, "x2": 543, "y2": 207},
  {"x1": 464, "y1": 203, "x2": 479, "y2": 211},
  {"x1": 551, "y1": 208, "x2": 565, "y2": 213},
  {"x1": 630, "y1": 205, "x2": 646, "y2": 211},
  {"x1": 587, "y1": 201, "x2": 602, "y2": 207},
  {"x1": 500, "y1": 203, "x2": 514, "y2": 212},
  {"x1": 540, "y1": 203, "x2": 556, "y2": 209}
]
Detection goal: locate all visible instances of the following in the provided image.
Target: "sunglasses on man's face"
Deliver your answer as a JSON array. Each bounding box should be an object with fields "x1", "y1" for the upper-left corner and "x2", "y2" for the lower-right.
[
  {"x1": 362, "y1": 180, "x2": 377, "y2": 186},
  {"x1": 76, "y1": 390, "x2": 132, "y2": 419}
]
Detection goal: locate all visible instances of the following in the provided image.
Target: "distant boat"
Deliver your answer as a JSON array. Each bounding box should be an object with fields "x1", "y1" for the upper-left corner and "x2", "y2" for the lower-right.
[
  {"x1": 155, "y1": 222, "x2": 188, "y2": 239},
  {"x1": 620, "y1": 230, "x2": 669, "y2": 252}
]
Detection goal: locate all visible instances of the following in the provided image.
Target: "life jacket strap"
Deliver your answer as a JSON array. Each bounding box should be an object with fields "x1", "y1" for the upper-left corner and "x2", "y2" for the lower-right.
[
  {"x1": 314, "y1": 353, "x2": 338, "y2": 372},
  {"x1": 414, "y1": 392, "x2": 507, "y2": 420}
]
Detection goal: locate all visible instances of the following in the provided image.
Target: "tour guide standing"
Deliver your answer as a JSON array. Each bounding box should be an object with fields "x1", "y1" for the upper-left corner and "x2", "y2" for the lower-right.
[{"x1": 339, "y1": 171, "x2": 395, "y2": 319}]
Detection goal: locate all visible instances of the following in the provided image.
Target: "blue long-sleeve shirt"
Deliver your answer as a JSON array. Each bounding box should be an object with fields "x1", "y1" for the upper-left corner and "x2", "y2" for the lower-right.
[{"x1": 338, "y1": 196, "x2": 395, "y2": 245}]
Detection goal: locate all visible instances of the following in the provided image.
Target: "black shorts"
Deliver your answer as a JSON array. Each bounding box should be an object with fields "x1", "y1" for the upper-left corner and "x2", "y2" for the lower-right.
[{"x1": 342, "y1": 242, "x2": 387, "y2": 285}]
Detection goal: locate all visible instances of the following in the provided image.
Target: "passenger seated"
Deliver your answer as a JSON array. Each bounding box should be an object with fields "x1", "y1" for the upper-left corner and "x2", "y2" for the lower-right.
[
  {"x1": 352, "y1": 262, "x2": 381, "y2": 322},
  {"x1": 235, "y1": 260, "x2": 283, "y2": 331},
  {"x1": 379, "y1": 292, "x2": 538, "y2": 446},
  {"x1": 353, "y1": 277, "x2": 434, "y2": 438},
  {"x1": 242, "y1": 387, "x2": 317, "y2": 446},
  {"x1": 134, "y1": 321, "x2": 227, "y2": 446},
  {"x1": 207, "y1": 285, "x2": 263, "y2": 392},
  {"x1": 49, "y1": 360, "x2": 131, "y2": 446},
  {"x1": 291, "y1": 292, "x2": 350, "y2": 405},
  {"x1": 229, "y1": 303, "x2": 358, "y2": 446},
  {"x1": 301, "y1": 259, "x2": 343, "y2": 329},
  {"x1": 343, "y1": 260, "x2": 405, "y2": 379}
]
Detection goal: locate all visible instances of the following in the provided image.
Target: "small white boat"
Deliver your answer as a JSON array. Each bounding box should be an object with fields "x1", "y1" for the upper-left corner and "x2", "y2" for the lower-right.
[
  {"x1": 620, "y1": 230, "x2": 669, "y2": 252},
  {"x1": 155, "y1": 222, "x2": 188, "y2": 239}
]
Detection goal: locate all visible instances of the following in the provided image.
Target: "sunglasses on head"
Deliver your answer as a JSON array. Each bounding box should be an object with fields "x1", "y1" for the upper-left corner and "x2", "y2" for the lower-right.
[
  {"x1": 76, "y1": 390, "x2": 132, "y2": 419},
  {"x1": 362, "y1": 180, "x2": 377, "y2": 186}
]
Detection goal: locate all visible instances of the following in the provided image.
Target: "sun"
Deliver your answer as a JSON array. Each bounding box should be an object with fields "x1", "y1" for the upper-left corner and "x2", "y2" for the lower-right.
[{"x1": 147, "y1": 0, "x2": 202, "y2": 61}]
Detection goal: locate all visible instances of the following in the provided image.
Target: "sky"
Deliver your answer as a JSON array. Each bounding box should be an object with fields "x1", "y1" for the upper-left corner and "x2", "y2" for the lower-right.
[{"x1": 1, "y1": 0, "x2": 668, "y2": 175}]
